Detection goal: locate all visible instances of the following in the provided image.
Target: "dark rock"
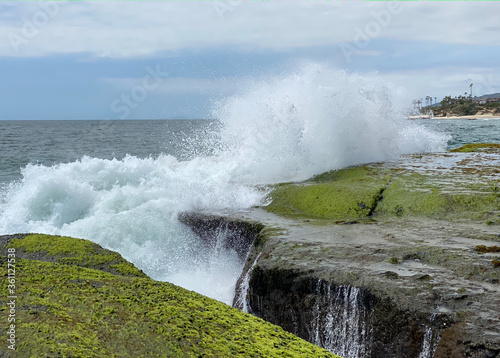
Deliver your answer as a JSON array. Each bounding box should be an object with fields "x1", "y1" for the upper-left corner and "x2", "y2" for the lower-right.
[{"x1": 178, "y1": 212, "x2": 264, "y2": 260}]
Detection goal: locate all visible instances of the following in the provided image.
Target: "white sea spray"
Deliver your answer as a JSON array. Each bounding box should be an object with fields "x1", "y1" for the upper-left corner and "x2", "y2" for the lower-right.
[{"x1": 0, "y1": 62, "x2": 448, "y2": 304}]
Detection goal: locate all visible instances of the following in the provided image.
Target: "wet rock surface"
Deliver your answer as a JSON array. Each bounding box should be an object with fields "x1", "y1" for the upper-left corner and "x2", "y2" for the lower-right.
[
  {"x1": 185, "y1": 148, "x2": 500, "y2": 358},
  {"x1": 236, "y1": 214, "x2": 499, "y2": 358},
  {"x1": 178, "y1": 212, "x2": 264, "y2": 260}
]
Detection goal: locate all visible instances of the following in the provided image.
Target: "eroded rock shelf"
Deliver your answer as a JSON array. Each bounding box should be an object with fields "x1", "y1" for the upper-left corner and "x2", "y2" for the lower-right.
[{"x1": 184, "y1": 145, "x2": 500, "y2": 358}]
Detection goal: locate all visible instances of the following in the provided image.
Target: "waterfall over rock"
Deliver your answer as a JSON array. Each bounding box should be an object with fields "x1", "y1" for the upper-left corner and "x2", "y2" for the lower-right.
[
  {"x1": 234, "y1": 252, "x2": 263, "y2": 313},
  {"x1": 310, "y1": 281, "x2": 373, "y2": 358}
]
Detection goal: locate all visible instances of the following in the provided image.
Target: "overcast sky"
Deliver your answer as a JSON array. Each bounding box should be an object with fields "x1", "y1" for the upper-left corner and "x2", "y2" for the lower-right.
[{"x1": 1, "y1": 1, "x2": 499, "y2": 120}]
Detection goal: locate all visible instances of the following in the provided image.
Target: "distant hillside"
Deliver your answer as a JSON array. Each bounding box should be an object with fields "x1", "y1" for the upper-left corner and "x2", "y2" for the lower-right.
[
  {"x1": 417, "y1": 92, "x2": 500, "y2": 116},
  {"x1": 430, "y1": 92, "x2": 500, "y2": 117},
  {"x1": 478, "y1": 92, "x2": 500, "y2": 100}
]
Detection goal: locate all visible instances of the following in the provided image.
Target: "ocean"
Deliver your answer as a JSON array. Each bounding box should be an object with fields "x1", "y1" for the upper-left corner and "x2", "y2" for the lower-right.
[{"x1": 1, "y1": 64, "x2": 499, "y2": 305}]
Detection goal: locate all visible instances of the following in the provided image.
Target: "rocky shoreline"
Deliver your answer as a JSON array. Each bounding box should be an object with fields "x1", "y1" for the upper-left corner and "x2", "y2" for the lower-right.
[
  {"x1": 2, "y1": 144, "x2": 499, "y2": 357},
  {"x1": 410, "y1": 114, "x2": 500, "y2": 120},
  {"x1": 184, "y1": 144, "x2": 500, "y2": 358},
  {"x1": 230, "y1": 214, "x2": 499, "y2": 358}
]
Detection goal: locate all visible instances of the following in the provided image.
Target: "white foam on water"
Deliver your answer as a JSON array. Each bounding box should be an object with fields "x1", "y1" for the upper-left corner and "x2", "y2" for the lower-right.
[
  {"x1": 0, "y1": 154, "x2": 263, "y2": 304},
  {"x1": 0, "y1": 62, "x2": 449, "y2": 304}
]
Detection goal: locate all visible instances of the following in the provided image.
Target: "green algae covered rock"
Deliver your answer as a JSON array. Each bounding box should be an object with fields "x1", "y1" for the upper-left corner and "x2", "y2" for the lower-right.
[
  {"x1": 266, "y1": 148, "x2": 500, "y2": 222},
  {"x1": 5, "y1": 233, "x2": 148, "y2": 278},
  {"x1": 449, "y1": 143, "x2": 500, "y2": 153},
  {"x1": 0, "y1": 234, "x2": 339, "y2": 358},
  {"x1": 266, "y1": 166, "x2": 389, "y2": 221}
]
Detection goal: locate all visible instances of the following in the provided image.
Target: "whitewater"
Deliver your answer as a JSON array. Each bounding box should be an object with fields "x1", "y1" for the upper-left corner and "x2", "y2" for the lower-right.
[{"x1": 0, "y1": 64, "x2": 448, "y2": 304}]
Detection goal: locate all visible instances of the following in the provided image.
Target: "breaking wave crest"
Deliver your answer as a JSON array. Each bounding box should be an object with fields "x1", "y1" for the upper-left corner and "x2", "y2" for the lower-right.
[{"x1": 0, "y1": 63, "x2": 448, "y2": 303}]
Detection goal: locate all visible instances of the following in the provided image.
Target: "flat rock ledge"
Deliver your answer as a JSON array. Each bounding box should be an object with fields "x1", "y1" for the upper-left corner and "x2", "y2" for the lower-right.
[
  {"x1": 184, "y1": 145, "x2": 500, "y2": 358},
  {"x1": 235, "y1": 214, "x2": 500, "y2": 358}
]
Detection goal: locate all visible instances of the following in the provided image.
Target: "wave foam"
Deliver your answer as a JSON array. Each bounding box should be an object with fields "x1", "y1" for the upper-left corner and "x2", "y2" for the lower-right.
[
  {"x1": 215, "y1": 63, "x2": 447, "y2": 184},
  {"x1": 0, "y1": 63, "x2": 449, "y2": 304}
]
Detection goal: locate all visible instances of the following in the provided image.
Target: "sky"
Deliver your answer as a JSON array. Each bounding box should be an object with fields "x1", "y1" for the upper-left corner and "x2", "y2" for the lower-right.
[{"x1": 0, "y1": 1, "x2": 499, "y2": 120}]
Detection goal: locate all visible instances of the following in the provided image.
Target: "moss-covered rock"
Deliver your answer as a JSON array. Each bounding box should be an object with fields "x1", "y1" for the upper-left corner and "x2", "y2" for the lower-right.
[
  {"x1": 246, "y1": 148, "x2": 500, "y2": 357},
  {"x1": 265, "y1": 150, "x2": 500, "y2": 222},
  {"x1": 374, "y1": 173, "x2": 500, "y2": 220},
  {"x1": 266, "y1": 167, "x2": 389, "y2": 221},
  {"x1": 3, "y1": 233, "x2": 147, "y2": 278},
  {"x1": 449, "y1": 143, "x2": 500, "y2": 153},
  {"x1": 0, "y1": 234, "x2": 339, "y2": 358}
]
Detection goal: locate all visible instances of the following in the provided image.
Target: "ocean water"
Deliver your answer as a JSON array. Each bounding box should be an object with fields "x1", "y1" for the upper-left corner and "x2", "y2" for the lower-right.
[
  {"x1": 2, "y1": 63, "x2": 497, "y2": 305},
  {"x1": 414, "y1": 117, "x2": 500, "y2": 149}
]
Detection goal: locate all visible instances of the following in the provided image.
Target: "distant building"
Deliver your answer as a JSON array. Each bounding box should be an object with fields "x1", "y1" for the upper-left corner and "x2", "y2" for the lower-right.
[{"x1": 472, "y1": 97, "x2": 499, "y2": 104}]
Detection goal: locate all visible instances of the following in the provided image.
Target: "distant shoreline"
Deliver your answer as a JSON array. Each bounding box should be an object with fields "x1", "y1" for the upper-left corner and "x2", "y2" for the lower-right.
[
  {"x1": 409, "y1": 114, "x2": 500, "y2": 120},
  {"x1": 436, "y1": 114, "x2": 500, "y2": 120}
]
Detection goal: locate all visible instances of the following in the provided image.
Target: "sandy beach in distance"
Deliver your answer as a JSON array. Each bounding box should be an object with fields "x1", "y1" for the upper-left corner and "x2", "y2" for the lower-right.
[{"x1": 410, "y1": 114, "x2": 500, "y2": 120}]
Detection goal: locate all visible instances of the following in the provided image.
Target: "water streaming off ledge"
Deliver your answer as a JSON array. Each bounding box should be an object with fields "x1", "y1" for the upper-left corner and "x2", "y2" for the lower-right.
[{"x1": 309, "y1": 281, "x2": 373, "y2": 358}]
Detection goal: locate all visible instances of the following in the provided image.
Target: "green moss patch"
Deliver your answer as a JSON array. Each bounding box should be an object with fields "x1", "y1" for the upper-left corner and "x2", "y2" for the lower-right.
[
  {"x1": 374, "y1": 174, "x2": 499, "y2": 220},
  {"x1": 265, "y1": 152, "x2": 500, "y2": 222},
  {"x1": 0, "y1": 234, "x2": 339, "y2": 358},
  {"x1": 476, "y1": 245, "x2": 500, "y2": 254},
  {"x1": 7, "y1": 234, "x2": 147, "y2": 278},
  {"x1": 375, "y1": 175, "x2": 449, "y2": 218},
  {"x1": 388, "y1": 257, "x2": 400, "y2": 265},
  {"x1": 449, "y1": 143, "x2": 500, "y2": 153},
  {"x1": 266, "y1": 167, "x2": 389, "y2": 220}
]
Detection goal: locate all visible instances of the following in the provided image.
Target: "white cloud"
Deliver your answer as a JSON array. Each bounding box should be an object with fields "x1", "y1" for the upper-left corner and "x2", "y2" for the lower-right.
[
  {"x1": 0, "y1": 1, "x2": 499, "y2": 58},
  {"x1": 381, "y1": 66, "x2": 500, "y2": 103}
]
